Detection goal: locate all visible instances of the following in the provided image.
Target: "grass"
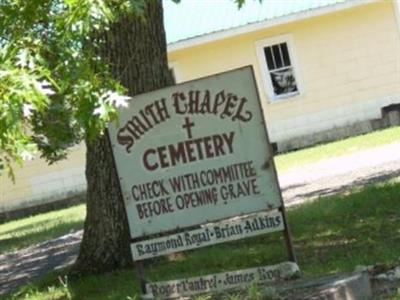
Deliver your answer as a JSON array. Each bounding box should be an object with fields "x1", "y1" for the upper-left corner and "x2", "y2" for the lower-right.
[
  {"x1": 1, "y1": 125, "x2": 399, "y2": 256},
  {"x1": 0, "y1": 204, "x2": 86, "y2": 255},
  {"x1": 274, "y1": 125, "x2": 400, "y2": 172},
  {"x1": 3, "y1": 181, "x2": 400, "y2": 300},
  {"x1": 1, "y1": 126, "x2": 400, "y2": 298}
]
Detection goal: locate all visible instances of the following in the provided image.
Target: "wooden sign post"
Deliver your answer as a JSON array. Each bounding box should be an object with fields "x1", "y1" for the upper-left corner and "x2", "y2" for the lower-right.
[{"x1": 108, "y1": 66, "x2": 297, "y2": 299}]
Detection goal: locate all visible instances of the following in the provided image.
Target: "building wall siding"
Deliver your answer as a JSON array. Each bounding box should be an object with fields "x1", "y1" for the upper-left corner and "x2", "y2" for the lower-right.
[
  {"x1": 0, "y1": 144, "x2": 86, "y2": 213},
  {"x1": 168, "y1": 1, "x2": 400, "y2": 142}
]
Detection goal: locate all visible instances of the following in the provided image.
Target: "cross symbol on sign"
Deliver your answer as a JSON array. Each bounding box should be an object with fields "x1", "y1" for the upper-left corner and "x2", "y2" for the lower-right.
[{"x1": 182, "y1": 117, "x2": 195, "y2": 139}]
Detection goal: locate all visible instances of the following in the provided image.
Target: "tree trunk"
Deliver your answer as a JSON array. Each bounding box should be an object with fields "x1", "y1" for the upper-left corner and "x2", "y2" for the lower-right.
[{"x1": 72, "y1": 0, "x2": 174, "y2": 275}]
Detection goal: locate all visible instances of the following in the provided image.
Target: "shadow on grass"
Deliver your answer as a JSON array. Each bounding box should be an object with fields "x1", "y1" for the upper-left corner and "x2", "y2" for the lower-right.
[
  {"x1": 4, "y1": 182, "x2": 400, "y2": 300},
  {"x1": 0, "y1": 217, "x2": 82, "y2": 239},
  {"x1": 289, "y1": 183, "x2": 400, "y2": 274},
  {"x1": 0, "y1": 220, "x2": 84, "y2": 255},
  {"x1": 299, "y1": 168, "x2": 399, "y2": 200},
  {"x1": 55, "y1": 183, "x2": 400, "y2": 299},
  {"x1": 0, "y1": 230, "x2": 82, "y2": 298}
]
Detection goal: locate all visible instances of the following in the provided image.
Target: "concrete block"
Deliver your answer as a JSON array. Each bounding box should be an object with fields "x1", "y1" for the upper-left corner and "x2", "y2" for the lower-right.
[
  {"x1": 386, "y1": 111, "x2": 400, "y2": 126},
  {"x1": 263, "y1": 272, "x2": 372, "y2": 300}
]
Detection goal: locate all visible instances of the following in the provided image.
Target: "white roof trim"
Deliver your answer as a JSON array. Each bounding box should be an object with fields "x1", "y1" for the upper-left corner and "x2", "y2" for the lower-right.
[{"x1": 167, "y1": 0, "x2": 378, "y2": 53}]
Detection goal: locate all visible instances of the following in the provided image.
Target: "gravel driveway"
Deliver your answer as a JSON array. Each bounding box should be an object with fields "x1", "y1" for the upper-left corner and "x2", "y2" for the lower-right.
[
  {"x1": 1, "y1": 142, "x2": 400, "y2": 296},
  {"x1": 280, "y1": 142, "x2": 400, "y2": 206}
]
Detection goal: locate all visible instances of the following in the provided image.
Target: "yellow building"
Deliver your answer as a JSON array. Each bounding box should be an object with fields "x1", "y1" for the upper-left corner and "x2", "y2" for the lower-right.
[
  {"x1": 165, "y1": 0, "x2": 400, "y2": 150},
  {"x1": 1, "y1": 0, "x2": 400, "y2": 215}
]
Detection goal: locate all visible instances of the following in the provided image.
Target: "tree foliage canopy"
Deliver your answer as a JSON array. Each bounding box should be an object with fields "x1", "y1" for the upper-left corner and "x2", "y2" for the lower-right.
[
  {"x1": 0, "y1": 0, "x2": 248, "y2": 180},
  {"x1": 0, "y1": 0, "x2": 140, "y2": 179}
]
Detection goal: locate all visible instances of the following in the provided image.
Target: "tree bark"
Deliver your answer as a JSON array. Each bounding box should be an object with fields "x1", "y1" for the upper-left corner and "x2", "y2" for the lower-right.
[{"x1": 72, "y1": 0, "x2": 174, "y2": 275}]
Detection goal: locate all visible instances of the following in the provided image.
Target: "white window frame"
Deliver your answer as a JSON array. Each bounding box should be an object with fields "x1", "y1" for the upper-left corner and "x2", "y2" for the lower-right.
[{"x1": 255, "y1": 34, "x2": 302, "y2": 101}]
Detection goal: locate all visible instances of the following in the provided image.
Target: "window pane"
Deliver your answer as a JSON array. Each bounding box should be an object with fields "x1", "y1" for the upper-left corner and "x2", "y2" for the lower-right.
[
  {"x1": 270, "y1": 67, "x2": 298, "y2": 96},
  {"x1": 264, "y1": 47, "x2": 275, "y2": 70},
  {"x1": 272, "y1": 45, "x2": 283, "y2": 69},
  {"x1": 280, "y1": 43, "x2": 291, "y2": 67}
]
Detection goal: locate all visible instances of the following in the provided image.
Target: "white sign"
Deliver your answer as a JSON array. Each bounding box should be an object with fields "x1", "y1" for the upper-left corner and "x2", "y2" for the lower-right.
[
  {"x1": 145, "y1": 262, "x2": 300, "y2": 299},
  {"x1": 108, "y1": 67, "x2": 282, "y2": 238},
  {"x1": 131, "y1": 210, "x2": 284, "y2": 260}
]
